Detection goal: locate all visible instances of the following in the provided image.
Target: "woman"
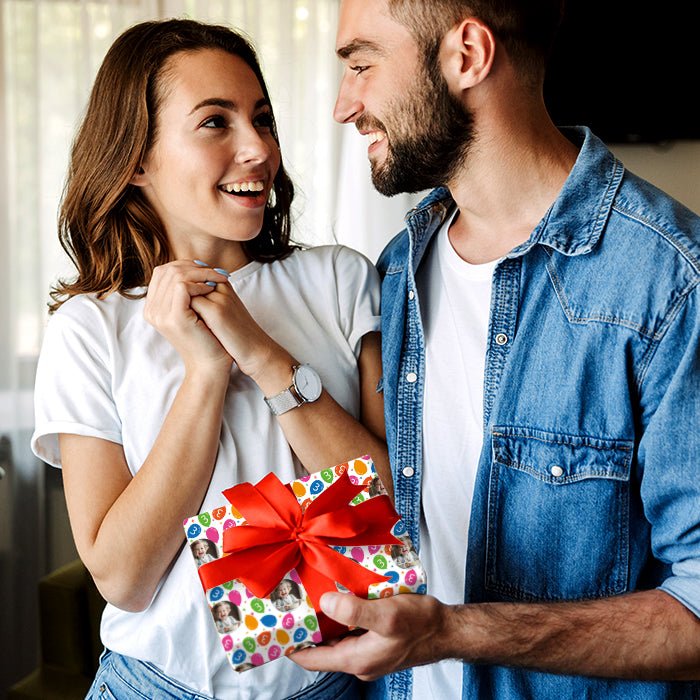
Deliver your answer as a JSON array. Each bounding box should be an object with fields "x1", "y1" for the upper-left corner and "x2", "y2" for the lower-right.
[{"x1": 31, "y1": 18, "x2": 390, "y2": 700}]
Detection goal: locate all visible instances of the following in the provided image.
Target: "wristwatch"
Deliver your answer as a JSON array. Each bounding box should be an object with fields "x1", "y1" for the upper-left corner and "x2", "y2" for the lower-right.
[{"x1": 264, "y1": 364, "x2": 322, "y2": 416}]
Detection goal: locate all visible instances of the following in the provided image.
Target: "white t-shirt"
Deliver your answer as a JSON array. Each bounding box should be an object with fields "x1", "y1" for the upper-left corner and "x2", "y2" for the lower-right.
[
  {"x1": 413, "y1": 216, "x2": 496, "y2": 699},
  {"x1": 31, "y1": 245, "x2": 380, "y2": 700}
]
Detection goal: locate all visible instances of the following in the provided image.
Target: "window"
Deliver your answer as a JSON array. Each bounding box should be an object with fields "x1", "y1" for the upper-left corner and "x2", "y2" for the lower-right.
[{"x1": 1, "y1": 0, "x2": 341, "y2": 366}]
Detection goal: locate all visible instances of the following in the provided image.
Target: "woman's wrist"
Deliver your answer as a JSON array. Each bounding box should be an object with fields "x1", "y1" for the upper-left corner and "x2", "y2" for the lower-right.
[
  {"x1": 246, "y1": 345, "x2": 298, "y2": 397},
  {"x1": 183, "y1": 356, "x2": 233, "y2": 387}
]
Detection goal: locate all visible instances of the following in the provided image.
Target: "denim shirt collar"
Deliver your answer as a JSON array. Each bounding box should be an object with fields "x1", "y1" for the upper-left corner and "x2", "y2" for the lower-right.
[{"x1": 404, "y1": 127, "x2": 625, "y2": 266}]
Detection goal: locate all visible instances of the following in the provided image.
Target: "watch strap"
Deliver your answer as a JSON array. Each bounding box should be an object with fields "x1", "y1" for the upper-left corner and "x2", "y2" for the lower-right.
[{"x1": 264, "y1": 384, "x2": 303, "y2": 416}]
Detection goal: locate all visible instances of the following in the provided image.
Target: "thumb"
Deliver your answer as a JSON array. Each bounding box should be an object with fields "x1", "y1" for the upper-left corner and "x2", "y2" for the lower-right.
[{"x1": 319, "y1": 592, "x2": 376, "y2": 630}]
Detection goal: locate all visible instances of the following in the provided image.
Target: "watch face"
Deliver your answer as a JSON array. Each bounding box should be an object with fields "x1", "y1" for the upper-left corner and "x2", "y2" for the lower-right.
[{"x1": 294, "y1": 365, "x2": 322, "y2": 402}]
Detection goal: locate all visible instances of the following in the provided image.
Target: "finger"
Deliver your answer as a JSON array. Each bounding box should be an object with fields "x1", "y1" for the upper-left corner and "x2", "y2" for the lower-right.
[
  {"x1": 291, "y1": 633, "x2": 365, "y2": 672},
  {"x1": 319, "y1": 593, "x2": 376, "y2": 630},
  {"x1": 151, "y1": 261, "x2": 228, "y2": 291},
  {"x1": 192, "y1": 259, "x2": 230, "y2": 279},
  {"x1": 190, "y1": 281, "x2": 220, "y2": 296}
]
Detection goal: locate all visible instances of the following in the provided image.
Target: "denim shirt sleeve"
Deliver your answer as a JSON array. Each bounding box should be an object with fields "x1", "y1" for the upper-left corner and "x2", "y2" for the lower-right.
[{"x1": 638, "y1": 282, "x2": 700, "y2": 616}]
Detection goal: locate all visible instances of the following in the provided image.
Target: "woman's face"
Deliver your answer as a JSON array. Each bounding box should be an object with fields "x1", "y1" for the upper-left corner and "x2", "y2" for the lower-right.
[{"x1": 136, "y1": 48, "x2": 281, "y2": 268}]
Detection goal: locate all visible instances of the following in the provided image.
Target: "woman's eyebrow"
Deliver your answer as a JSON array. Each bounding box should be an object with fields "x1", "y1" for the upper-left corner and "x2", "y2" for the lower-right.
[{"x1": 188, "y1": 97, "x2": 269, "y2": 114}]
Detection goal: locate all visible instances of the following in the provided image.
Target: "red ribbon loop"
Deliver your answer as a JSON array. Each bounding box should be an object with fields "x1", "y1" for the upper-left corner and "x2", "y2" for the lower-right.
[{"x1": 198, "y1": 470, "x2": 401, "y2": 620}]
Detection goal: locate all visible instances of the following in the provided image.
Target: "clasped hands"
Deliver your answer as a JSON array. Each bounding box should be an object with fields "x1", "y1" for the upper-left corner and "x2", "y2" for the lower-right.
[{"x1": 144, "y1": 259, "x2": 279, "y2": 381}]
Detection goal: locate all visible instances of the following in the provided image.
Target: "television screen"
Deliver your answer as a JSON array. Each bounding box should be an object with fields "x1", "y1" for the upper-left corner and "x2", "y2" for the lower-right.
[{"x1": 543, "y1": 1, "x2": 700, "y2": 144}]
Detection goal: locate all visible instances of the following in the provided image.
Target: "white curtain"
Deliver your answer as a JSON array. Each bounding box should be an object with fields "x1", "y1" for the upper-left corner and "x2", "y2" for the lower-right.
[
  {"x1": 335, "y1": 127, "x2": 425, "y2": 263},
  {"x1": 0, "y1": 0, "x2": 419, "y2": 689}
]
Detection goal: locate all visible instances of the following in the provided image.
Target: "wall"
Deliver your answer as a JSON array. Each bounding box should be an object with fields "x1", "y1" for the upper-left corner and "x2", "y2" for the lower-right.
[{"x1": 610, "y1": 141, "x2": 700, "y2": 216}]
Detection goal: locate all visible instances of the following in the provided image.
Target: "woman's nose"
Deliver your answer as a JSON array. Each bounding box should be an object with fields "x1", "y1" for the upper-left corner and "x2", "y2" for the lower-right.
[{"x1": 234, "y1": 125, "x2": 274, "y2": 164}]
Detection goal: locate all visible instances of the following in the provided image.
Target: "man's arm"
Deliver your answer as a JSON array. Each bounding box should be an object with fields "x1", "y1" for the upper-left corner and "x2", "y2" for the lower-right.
[{"x1": 293, "y1": 589, "x2": 700, "y2": 681}]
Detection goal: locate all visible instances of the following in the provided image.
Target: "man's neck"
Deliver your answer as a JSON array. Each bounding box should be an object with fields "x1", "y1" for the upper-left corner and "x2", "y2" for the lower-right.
[{"x1": 446, "y1": 121, "x2": 579, "y2": 265}]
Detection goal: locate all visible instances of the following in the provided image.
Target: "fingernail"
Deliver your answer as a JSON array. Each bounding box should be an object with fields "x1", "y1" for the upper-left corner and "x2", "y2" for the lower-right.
[
  {"x1": 205, "y1": 281, "x2": 217, "y2": 287},
  {"x1": 319, "y1": 592, "x2": 336, "y2": 615},
  {"x1": 213, "y1": 268, "x2": 230, "y2": 276},
  {"x1": 193, "y1": 259, "x2": 209, "y2": 267}
]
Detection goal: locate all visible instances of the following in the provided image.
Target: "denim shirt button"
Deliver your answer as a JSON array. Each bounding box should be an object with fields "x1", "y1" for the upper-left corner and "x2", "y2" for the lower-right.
[
  {"x1": 406, "y1": 372, "x2": 418, "y2": 383},
  {"x1": 495, "y1": 333, "x2": 509, "y2": 346},
  {"x1": 408, "y1": 290, "x2": 415, "y2": 300},
  {"x1": 402, "y1": 466, "x2": 415, "y2": 478},
  {"x1": 550, "y1": 465, "x2": 564, "y2": 477}
]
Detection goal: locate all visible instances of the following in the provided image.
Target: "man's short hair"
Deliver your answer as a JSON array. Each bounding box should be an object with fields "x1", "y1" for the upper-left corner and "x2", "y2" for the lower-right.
[{"x1": 387, "y1": 0, "x2": 565, "y2": 87}]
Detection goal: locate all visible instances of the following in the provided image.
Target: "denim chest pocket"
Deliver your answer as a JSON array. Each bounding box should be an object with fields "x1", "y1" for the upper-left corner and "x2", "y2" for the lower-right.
[{"x1": 486, "y1": 428, "x2": 633, "y2": 602}]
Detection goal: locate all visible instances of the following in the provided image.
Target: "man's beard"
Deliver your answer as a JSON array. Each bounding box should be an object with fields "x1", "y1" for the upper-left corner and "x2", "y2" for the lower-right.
[{"x1": 364, "y1": 55, "x2": 474, "y2": 197}]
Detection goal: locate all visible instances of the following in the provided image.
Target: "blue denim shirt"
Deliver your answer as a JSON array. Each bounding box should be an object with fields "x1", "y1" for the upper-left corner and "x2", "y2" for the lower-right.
[{"x1": 371, "y1": 128, "x2": 700, "y2": 699}]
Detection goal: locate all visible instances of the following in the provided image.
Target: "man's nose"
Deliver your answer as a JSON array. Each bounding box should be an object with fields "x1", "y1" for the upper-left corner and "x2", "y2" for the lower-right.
[{"x1": 333, "y1": 73, "x2": 363, "y2": 124}]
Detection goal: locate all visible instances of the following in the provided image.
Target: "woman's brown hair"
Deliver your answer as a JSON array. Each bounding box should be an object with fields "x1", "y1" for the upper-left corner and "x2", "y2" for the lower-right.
[{"x1": 50, "y1": 18, "x2": 295, "y2": 312}]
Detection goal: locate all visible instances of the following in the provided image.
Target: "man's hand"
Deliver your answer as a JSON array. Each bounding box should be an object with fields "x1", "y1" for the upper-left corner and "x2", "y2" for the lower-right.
[
  {"x1": 292, "y1": 592, "x2": 451, "y2": 680},
  {"x1": 294, "y1": 588, "x2": 700, "y2": 682}
]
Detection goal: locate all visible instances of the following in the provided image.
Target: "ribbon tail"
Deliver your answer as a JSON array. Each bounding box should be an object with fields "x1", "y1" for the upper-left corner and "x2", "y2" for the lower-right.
[
  {"x1": 315, "y1": 612, "x2": 349, "y2": 642},
  {"x1": 295, "y1": 558, "x2": 346, "y2": 612},
  {"x1": 297, "y1": 544, "x2": 389, "y2": 609},
  {"x1": 295, "y1": 553, "x2": 378, "y2": 642}
]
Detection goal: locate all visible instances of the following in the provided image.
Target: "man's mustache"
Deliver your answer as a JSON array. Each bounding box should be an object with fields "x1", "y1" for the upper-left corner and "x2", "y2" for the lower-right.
[{"x1": 356, "y1": 115, "x2": 388, "y2": 135}]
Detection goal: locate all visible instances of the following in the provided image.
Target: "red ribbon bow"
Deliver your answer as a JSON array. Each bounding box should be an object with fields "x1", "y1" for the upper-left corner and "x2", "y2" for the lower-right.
[{"x1": 198, "y1": 470, "x2": 401, "y2": 639}]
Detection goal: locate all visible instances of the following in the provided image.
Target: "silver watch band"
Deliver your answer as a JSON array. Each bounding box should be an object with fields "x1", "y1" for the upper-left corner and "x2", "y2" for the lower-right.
[{"x1": 264, "y1": 385, "x2": 303, "y2": 416}]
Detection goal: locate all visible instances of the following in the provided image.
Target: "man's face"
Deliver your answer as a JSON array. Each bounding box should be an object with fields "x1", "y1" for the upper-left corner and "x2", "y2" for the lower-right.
[{"x1": 335, "y1": 0, "x2": 474, "y2": 195}]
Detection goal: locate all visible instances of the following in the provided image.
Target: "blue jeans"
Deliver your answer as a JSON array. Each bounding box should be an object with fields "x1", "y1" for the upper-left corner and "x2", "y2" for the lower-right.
[{"x1": 87, "y1": 650, "x2": 361, "y2": 700}]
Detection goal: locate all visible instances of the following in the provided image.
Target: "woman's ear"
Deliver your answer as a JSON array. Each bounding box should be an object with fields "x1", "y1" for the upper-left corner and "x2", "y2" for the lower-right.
[
  {"x1": 440, "y1": 17, "x2": 496, "y2": 93},
  {"x1": 130, "y1": 165, "x2": 148, "y2": 187}
]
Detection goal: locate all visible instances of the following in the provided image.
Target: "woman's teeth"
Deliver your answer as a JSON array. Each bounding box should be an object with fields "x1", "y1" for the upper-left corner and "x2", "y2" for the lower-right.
[{"x1": 220, "y1": 181, "x2": 265, "y2": 194}]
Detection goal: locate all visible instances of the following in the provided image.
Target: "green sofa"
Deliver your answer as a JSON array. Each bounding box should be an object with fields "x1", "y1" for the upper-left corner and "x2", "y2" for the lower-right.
[{"x1": 8, "y1": 559, "x2": 105, "y2": 699}]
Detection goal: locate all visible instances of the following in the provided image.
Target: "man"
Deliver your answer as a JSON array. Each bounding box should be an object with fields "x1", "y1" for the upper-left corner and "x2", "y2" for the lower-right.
[{"x1": 294, "y1": 0, "x2": 700, "y2": 697}]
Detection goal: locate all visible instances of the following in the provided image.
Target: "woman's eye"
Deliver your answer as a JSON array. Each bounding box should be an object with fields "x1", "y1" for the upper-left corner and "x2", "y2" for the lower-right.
[
  {"x1": 201, "y1": 115, "x2": 227, "y2": 129},
  {"x1": 254, "y1": 112, "x2": 274, "y2": 130}
]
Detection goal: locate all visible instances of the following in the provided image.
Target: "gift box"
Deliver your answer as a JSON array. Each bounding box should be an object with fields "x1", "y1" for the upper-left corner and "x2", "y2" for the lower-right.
[{"x1": 183, "y1": 456, "x2": 427, "y2": 672}]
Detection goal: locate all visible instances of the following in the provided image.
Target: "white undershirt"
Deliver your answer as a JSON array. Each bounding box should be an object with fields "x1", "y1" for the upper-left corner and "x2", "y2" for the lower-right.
[{"x1": 413, "y1": 214, "x2": 496, "y2": 699}]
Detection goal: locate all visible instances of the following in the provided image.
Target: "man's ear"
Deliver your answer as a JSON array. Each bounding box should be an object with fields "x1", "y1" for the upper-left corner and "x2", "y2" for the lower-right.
[
  {"x1": 130, "y1": 165, "x2": 149, "y2": 187},
  {"x1": 440, "y1": 17, "x2": 496, "y2": 92}
]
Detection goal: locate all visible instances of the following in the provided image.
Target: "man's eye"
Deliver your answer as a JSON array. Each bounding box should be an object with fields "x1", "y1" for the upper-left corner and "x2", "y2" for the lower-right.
[
  {"x1": 351, "y1": 65, "x2": 369, "y2": 75},
  {"x1": 201, "y1": 115, "x2": 227, "y2": 129}
]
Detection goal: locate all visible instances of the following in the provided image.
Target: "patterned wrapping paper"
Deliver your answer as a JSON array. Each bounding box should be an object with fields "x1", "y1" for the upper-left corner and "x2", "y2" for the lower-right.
[{"x1": 183, "y1": 456, "x2": 427, "y2": 672}]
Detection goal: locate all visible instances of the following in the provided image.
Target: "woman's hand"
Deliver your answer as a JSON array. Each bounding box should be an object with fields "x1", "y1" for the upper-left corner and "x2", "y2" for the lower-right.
[
  {"x1": 190, "y1": 275, "x2": 282, "y2": 381},
  {"x1": 144, "y1": 260, "x2": 233, "y2": 374}
]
